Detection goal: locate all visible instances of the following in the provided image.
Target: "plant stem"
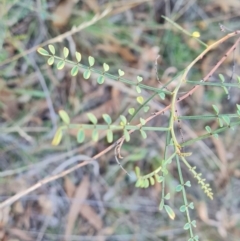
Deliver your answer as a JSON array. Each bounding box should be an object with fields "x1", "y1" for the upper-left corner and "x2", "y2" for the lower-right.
[{"x1": 175, "y1": 154, "x2": 194, "y2": 238}]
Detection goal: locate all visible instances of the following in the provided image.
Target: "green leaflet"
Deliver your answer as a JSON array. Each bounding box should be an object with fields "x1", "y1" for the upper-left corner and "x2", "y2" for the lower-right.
[{"x1": 59, "y1": 110, "x2": 70, "y2": 124}]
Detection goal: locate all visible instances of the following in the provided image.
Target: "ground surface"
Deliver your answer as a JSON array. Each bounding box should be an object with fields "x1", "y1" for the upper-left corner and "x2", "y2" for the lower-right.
[{"x1": 0, "y1": 0, "x2": 240, "y2": 241}]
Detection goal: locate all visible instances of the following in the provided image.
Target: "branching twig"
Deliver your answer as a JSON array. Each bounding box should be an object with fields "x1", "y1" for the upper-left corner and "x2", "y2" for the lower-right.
[{"x1": 1, "y1": 32, "x2": 240, "y2": 209}]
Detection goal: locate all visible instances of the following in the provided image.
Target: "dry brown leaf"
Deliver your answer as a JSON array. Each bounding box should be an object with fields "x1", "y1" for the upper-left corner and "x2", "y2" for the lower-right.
[
  {"x1": 13, "y1": 201, "x2": 24, "y2": 215},
  {"x1": 65, "y1": 176, "x2": 90, "y2": 238},
  {"x1": 191, "y1": 85, "x2": 204, "y2": 107},
  {"x1": 197, "y1": 202, "x2": 219, "y2": 227},
  {"x1": 233, "y1": 169, "x2": 240, "y2": 178},
  {"x1": 111, "y1": 87, "x2": 121, "y2": 113},
  {"x1": 64, "y1": 177, "x2": 76, "y2": 198},
  {"x1": 197, "y1": 201, "x2": 209, "y2": 223},
  {"x1": 80, "y1": 204, "x2": 103, "y2": 231},
  {"x1": 0, "y1": 83, "x2": 19, "y2": 120},
  {"x1": 52, "y1": 0, "x2": 77, "y2": 28},
  {"x1": 186, "y1": 37, "x2": 200, "y2": 51},
  {"x1": 84, "y1": 0, "x2": 99, "y2": 13},
  {"x1": 0, "y1": 230, "x2": 5, "y2": 240},
  {"x1": 0, "y1": 206, "x2": 10, "y2": 226},
  {"x1": 96, "y1": 41, "x2": 137, "y2": 63},
  {"x1": 211, "y1": 137, "x2": 227, "y2": 174},
  {"x1": 211, "y1": 0, "x2": 240, "y2": 13},
  {"x1": 9, "y1": 229, "x2": 33, "y2": 241},
  {"x1": 38, "y1": 195, "x2": 53, "y2": 216}
]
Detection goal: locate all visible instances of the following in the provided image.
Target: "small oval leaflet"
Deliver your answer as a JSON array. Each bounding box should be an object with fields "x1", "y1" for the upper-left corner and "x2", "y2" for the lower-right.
[
  {"x1": 212, "y1": 105, "x2": 219, "y2": 115},
  {"x1": 192, "y1": 31, "x2": 200, "y2": 38},
  {"x1": 57, "y1": 60, "x2": 65, "y2": 70},
  {"x1": 83, "y1": 69, "x2": 91, "y2": 79},
  {"x1": 63, "y1": 47, "x2": 69, "y2": 58},
  {"x1": 136, "y1": 86, "x2": 141, "y2": 93},
  {"x1": 156, "y1": 175, "x2": 164, "y2": 183},
  {"x1": 92, "y1": 129, "x2": 99, "y2": 142},
  {"x1": 102, "y1": 114, "x2": 112, "y2": 125},
  {"x1": 222, "y1": 115, "x2": 230, "y2": 125},
  {"x1": 59, "y1": 110, "x2": 70, "y2": 124},
  {"x1": 137, "y1": 76, "x2": 143, "y2": 82},
  {"x1": 164, "y1": 205, "x2": 175, "y2": 220},
  {"x1": 159, "y1": 199, "x2": 164, "y2": 210},
  {"x1": 149, "y1": 177, "x2": 155, "y2": 185},
  {"x1": 48, "y1": 56, "x2": 54, "y2": 65},
  {"x1": 185, "y1": 180, "x2": 191, "y2": 187},
  {"x1": 135, "y1": 166, "x2": 141, "y2": 177},
  {"x1": 103, "y1": 63, "x2": 109, "y2": 72},
  {"x1": 159, "y1": 92, "x2": 165, "y2": 100},
  {"x1": 140, "y1": 129, "x2": 147, "y2": 139},
  {"x1": 71, "y1": 66, "x2": 79, "y2": 76},
  {"x1": 52, "y1": 128, "x2": 63, "y2": 146},
  {"x1": 124, "y1": 129, "x2": 130, "y2": 142},
  {"x1": 77, "y1": 129, "x2": 85, "y2": 143},
  {"x1": 135, "y1": 179, "x2": 143, "y2": 188},
  {"x1": 205, "y1": 125, "x2": 212, "y2": 133},
  {"x1": 144, "y1": 179, "x2": 149, "y2": 188},
  {"x1": 218, "y1": 118, "x2": 223, "y2": 127},
  {"x1": 88, "y1": 56, "x2": 95, "y2": 67},
  {"x1": 144, "y1": 105, "x2": 150, "y2": 112},
  {"x1": 137, "y1": 96, "x2": 144, "y2": 105},
  {"x1": 107, "y1": 129, "x2": 113, "y2": 143},
  {"x1": 120, "y1": 115, "x2": 127, "y2": 125},
  {"x1": 37, "y1": 47, "x2": 49, "y2": 56},
  {"x1": 75, "y1": 52, "x2": 81, "y2": 62},
  {"x1": 118, "y1": 69, "x2": 124, "y2": 77},
  {"x1": 140, "y1": 118, "x2": 146, "y2": 125},
  {"x1": 128, "y1": 108, "x2": 135, "y2": 115},
  {"x1": 219, "y1": 74, "x2": 225, "y2": 82},
  {"x1": 189, "y1": 202, "x2": 194, "y2": 209},
  {"x1": 97, "y1": 75, "x2": 105, "y2": 84},
  {"x1": 87, "y1": 113, "x2": 97, "y2": 124},
  {"x1": 48, "y1": 45, "x2": 55, "y2": 55},
  {"x1": 175, "y1": 184, "x2": 182, "y2": 192},
  {"x1": 164, "y1": 193, "x2": 170, "y2": 200},
  {"x1": 184, "y1": 223, "x2": 190, "y2": 230},
  {"x1": 191, "y1": 220, "x2": 196, "y2": 227},
  {"x1": 180, "y1": 205, "x2": 186, "y2": 212}
]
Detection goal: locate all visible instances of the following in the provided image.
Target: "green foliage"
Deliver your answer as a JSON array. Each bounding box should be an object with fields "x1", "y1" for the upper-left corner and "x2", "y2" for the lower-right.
[{"x1": 37, "y1": 25, "x2": 240, "y2": 241}]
